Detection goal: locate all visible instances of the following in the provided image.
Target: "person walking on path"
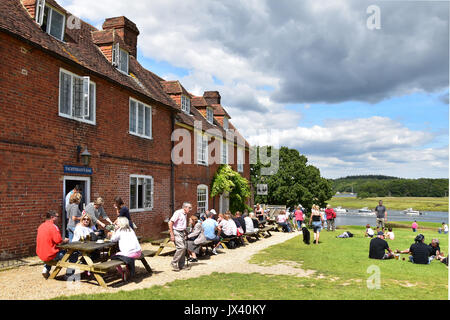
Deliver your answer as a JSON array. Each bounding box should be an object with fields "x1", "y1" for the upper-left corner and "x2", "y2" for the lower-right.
[
  {"x1": 374, "y1": 200, "x2": 387, "y2": 231},
  {"x1": 309, "y1": 204, "x2": 324, "y2": 244},
  {"x1": 169, "y1": 202, "x2": 192, "y2": 271},
  {"x1": 294, "y1": 206, "x2": 304, "y2": 231},
  {"x1": 325, "y1": 205, "x2": 336, "y2": 231}
]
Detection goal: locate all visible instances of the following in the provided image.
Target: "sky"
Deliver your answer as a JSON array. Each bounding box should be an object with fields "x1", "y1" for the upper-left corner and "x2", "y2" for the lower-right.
[{"x1": 59, "y1": 0, "x2": 449, "y2": 179}]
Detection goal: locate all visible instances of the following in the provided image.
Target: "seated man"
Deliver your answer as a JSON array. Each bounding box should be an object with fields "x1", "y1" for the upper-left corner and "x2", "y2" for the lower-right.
[
  {"x1": 369, "y1": 231, "x2": 394, "y2": 260},
  {"x1": 397, "y1": 234, "x2": 432, "y2": 264},
  {"x1": 36, "y1": 210, "x2": 70, "y2": 279},
  {"x1": 428, "y1": 238, "x2": 443, "y2": 262},
  {"x1": 201, "y1": 212, "x2": 222, "y2": 255}
]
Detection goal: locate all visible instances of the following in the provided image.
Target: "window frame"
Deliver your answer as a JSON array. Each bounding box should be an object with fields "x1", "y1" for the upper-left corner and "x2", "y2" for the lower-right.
[
  {"x1": 221, "y1": 140, "x2": 228, "y2": 165},
  {"x1": 197, "y1": 184, "x2": 208, "y2": 214},
  {"x1": 206, "y1": 107, "x2": 214, "y2": 124},
  {"x1": 223, "y1": 116, "x2": 229, "y2": 130},
  {"x1": 181, "y1": 95, "x2": 191, "y2": 114},
  {"x1": 58, "y1": 68, "x2": 96, "y2": 125},
  {"x1": 129, "y1": 174, "x2": 154, "y2": 213},
  {"x1": 112, "y1": 43, "x2": 130, "y2": 75},
  {"x1": 237, "y1": 148, "x2": 244, "y2": 172},
  {"x1": 129, "y1": 97, "x2": 152, "y2": 140},
  {"x1": 197, "y1": 133, "x2": 209, "y2": 166},
  {"x1": 38, "y1": 3, "x2": 66, "y2": 42}
]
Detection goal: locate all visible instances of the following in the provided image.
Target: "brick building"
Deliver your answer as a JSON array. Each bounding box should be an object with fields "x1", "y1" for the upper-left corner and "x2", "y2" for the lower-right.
[{"x1": 0, "y1": 0, "x2": 251, "y2": 257}]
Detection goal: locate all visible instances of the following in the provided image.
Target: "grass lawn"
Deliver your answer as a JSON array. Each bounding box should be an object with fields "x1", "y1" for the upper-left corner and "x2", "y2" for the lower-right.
[
  {"x1": 54, "y1": 226, "x2": 448, "y2": 300},
  {"x1": 327, "y1": 196, "x2": 448, "y2": 212}
]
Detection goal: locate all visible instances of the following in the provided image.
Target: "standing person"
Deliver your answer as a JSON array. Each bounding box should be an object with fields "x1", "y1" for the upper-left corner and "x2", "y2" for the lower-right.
[
  {"x1": 369, "y1": 231, "x2": 394, "y2": 260},
  {"x1": 169, "y1": 202, "x2": 191, "y2": 271},
  {"x1": 109, "y1": 217, "x2": 142, "y2": 281},
  {"x1": 294, "y1": 206, "x2": 304, "y2": 231},
  {"x1": 411, "y1": 220, "x2": 418, "y2": 232},
  {"x1": 255, "y1": 203, "x2": 264, "y2": 222},
  {"x1": 67, "y1": 192, "x2": 83, "y2": 242},
  {"x1": 114, "y1": 197, "x2": 134, "y2": 231},
  {"x1": 36, "y1": 210, "x2": 69, "y2": 279},
  {"x1": 374, "y1": 200, "x2": 388, "y2": 232},
  {"x1": 325, "y1": 205, "x2": 336, "y2": 231},
  {"x1": 84, "y1": 197, "x2": 113, "y2": 231},
  {"x1": 65, "y1": 185, "x2": 82, "y2": 214},
  {"x1": 309, "y1": 204, "x2": 324, "y2": 244}
]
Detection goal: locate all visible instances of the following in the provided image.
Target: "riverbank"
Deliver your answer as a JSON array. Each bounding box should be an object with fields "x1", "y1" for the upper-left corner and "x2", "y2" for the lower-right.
[{"x1": 328, "y1": 196, "x2": 449, "y2": 212}]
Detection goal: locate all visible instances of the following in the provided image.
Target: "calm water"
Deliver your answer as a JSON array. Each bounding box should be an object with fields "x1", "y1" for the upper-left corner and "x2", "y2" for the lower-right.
[{"x1": 335, "y1": 210, "x2": 449, "y2": 227}]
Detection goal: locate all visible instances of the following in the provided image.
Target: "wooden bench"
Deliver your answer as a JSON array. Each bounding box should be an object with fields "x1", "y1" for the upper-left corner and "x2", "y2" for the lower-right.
[
  {"x1": 243, "y1": 231, "x2": 260, "y2": 244},
  {"x1": 219, "y1": 236, "x2": 245, "y2": 249},
  {"x1": 258, "y1": 225, "x2": 274, "y2": 238},
  {"x1": 93, "y1": 249, "x2": 156, "y2": 275},
  {"x1": 151, "y1": 237, "x2": 175, "y2": 256}
]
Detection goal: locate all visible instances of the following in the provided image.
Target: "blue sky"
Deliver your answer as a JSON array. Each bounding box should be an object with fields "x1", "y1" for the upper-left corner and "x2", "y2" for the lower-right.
[{"x1": 61, "y1": 0, "x2": 449, "y2": 179}]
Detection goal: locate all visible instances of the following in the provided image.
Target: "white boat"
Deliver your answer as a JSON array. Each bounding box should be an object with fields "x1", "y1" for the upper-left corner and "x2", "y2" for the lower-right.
[
  {"x1": 334, "y1": 206, "x2": 347, "y2": 213},
  {"x1": 403, "y1": 208, "x2": 422, "y2": 215},
  {"x1": 358, "y1": 207, "x2": 372, "y2": 213}
]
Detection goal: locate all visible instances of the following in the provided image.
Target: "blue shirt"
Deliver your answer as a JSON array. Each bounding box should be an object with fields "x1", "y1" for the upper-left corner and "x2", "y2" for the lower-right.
[{"x1": 202, "y1": 218, "x2": 218, "y2": 240}]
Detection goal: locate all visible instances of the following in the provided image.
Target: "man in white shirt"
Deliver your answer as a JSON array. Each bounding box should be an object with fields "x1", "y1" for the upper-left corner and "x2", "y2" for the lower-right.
[{"x1": 169, "y1": 202, "x2": 191, "y2": 271}]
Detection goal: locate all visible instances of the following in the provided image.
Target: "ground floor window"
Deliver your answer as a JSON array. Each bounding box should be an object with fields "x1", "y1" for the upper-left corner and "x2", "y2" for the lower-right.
[
  {"x1": 130, "y1": 175, "x2": 153, "y2": 212},
  {"x1": 197, "y1": 185, "x2": 208, "y2": 214}
]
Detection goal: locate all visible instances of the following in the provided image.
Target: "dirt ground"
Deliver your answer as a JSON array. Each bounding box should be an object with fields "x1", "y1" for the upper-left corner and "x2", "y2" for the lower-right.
[{"x1": 0, "y1": 232, "x2": 315, "y2": 300}]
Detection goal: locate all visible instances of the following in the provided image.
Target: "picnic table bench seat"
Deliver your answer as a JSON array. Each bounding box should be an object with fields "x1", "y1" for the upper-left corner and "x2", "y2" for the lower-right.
[
  {"x1": 243, "y1": 231, "x2": 260, "y2": 243},
  {"x1": 258, "y1": 226, "x2": 273, "y2": 238}
]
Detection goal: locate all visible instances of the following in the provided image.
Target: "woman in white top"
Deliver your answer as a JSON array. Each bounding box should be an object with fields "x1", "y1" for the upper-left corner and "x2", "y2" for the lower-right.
[
  {"x1": 72, "y1": 212, "x2": 95, "y2": 242},
  {"x1": 109, "y1": 217, "x2": 142, "y2": 281},
  {"x1": 243, "y1": 213, "x2": 256, "y2": 233},
  {"x1": 219, "y1": 213, "x2": 237, "y2": 238}
]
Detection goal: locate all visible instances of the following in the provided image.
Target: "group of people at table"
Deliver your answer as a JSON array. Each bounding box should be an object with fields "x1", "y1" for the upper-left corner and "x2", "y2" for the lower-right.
[
  {"x1": 36, "y1": 186, "x2": 141, "y2": 282},
  {"x1": 365, "y1": 224, "x2": 448, "y2": 265}
]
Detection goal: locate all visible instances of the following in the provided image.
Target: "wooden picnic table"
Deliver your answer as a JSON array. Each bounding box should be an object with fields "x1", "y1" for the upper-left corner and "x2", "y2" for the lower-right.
[{"x1": 49, "y1": 240, "x2": 154, "y2": 288}]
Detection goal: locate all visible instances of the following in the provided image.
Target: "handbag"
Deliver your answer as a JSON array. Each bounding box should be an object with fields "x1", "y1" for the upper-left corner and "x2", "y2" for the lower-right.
[{"x1": 237, "y1": 227, "x2": 244, "y2": 236}]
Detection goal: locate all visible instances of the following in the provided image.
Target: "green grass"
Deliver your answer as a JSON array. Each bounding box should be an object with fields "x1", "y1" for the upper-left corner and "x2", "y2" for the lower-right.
[
  {"x1": 328, "y1": 196, "x2": 449, "y2": 212},
  {"x1": 54, "y1": 226, "x2": 448, "y2": 300}
]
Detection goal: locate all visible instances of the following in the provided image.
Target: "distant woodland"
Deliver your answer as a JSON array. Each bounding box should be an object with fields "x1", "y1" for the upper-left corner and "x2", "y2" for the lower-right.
[{"x1": 330, "y1": 175, "x2": 449, "y2": 198}]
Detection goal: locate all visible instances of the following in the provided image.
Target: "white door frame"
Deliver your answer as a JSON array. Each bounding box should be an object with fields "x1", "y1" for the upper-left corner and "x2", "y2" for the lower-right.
[{"x1": 63, "y1": 176, "x2": 91, "y2": 236}]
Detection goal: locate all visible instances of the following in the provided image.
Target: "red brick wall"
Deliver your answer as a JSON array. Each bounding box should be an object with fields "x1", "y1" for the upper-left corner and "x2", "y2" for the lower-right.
[{"x1": 0, "y1": 32, "x2": 173, "y2": 257}]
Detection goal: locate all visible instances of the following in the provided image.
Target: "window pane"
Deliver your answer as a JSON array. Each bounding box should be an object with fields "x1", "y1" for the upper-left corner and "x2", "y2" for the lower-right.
[
  {"x1": 129, "y1": 100, "x2": 136, "y2": 133},
  {"x1": 137, "y1": 178, "x2": 144, "y2": 209},
  {"x1": 87, "y1": 83, "x2": 95, "y2": 121},
  {"x1": 72, "y1": 77, "x2": 83, "y2": 117},
  {"x1": 119, "y1": 49, "x2": 128, "y2": 73},
  {"x1": 59, "y1": 72, "x2": 71, "y2": 115},
  {"x1": 41, "y1": 6, "x2": 49, "y2": 33},
  {"x1": 49, "y1": 9, "x2": 64, "y2": 40},
  {"x1": 130, "y1": 177, "x2": 137, "y2": 210},
  {"x1": 145, "y1": 178, "x2": 152, "y2": 208},
  {"x1": 144, "y1": 106, "x2": 151, "y2": 137},
  {"x1": 138, "y1": 103, "x2": 144, "y2": 134}
]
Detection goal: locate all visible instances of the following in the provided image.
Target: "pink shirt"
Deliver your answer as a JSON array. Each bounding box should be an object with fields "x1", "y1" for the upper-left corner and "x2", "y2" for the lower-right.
[
  {"x1": 170, "y1": 209, "x2": 187, "y2": 231},
  {"x1": 412, "y1": 222, "x2": 418, "y2": 229},
  {"x1": 294, "y1": 210, "x2": 303, "y2": 221}
]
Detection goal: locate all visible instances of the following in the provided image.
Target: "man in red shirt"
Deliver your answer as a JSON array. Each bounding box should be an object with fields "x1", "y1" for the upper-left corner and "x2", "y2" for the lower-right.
[
  {"x1": 36, "y1": 210, "x2": 69, "y2": 279},
  {"x1": 325, "y1": 205, "x2": 337, "y2": 232}
]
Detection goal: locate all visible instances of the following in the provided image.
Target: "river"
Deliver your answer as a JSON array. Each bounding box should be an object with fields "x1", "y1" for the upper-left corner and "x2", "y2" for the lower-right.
[{"x1": 334, "y1": 209, "x2": 449, "y2": 227}]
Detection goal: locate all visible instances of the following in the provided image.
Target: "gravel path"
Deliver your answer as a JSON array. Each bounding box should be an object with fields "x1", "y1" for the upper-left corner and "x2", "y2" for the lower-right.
[{"x1": 0, "y1": 232, "x2": 315, "y2": 300}]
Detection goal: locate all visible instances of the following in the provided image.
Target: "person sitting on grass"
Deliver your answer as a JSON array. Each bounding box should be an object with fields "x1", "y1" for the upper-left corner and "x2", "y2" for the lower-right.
[
  {"x1": 109, "y1": 217, "x2": 142, "y2": 281},
  {"x1": 428, "y1": 238, "x2": 444, "y2": 262},
  {"x1": 365, "y1": 224, "x2": 375, "y2": 238},
  {"x1": 385, "y1": 227, "x2": 395, "y2": 240},
  {"x1": 369, "y1": 231, "x2": 394, "y2": 260},
  {"x1": 396, "y1": 234, "x2": 432, "y2": 264},
  {"x1": 438, "y1": 222, "x2": 448, "y2": 234},
  {"x1": 276, "y1": 210, "x2": 292, "y2": 233}
]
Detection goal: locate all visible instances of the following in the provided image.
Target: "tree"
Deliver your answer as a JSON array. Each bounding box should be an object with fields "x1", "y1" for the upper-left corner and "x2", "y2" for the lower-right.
[
  {"x1": 211, "y1": 164, "x2": 251, "y2": 213},
  {"x1": 251, "y1": 146, "x2": 333, "y2": 212}
]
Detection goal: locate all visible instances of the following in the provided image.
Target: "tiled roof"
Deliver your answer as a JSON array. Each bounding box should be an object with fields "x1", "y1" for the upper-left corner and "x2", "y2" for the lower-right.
[
  {"x1": 211, "y1": 104, "x2": 231, "y2": 118},
  {"x1": 1, "y1": 0, "x2": 178, "y2": 111}
]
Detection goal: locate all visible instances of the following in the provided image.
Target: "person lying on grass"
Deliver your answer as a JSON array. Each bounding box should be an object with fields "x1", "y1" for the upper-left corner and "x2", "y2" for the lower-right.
[
  {"x1": 369, "y1": 231, "x2": 394, "y2": 260},
  {"x1": 395, "y1": 234, "x2": 432, "y2": 264}
]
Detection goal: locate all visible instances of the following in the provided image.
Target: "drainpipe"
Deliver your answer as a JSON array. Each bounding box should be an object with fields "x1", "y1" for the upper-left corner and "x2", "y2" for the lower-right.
[{"x1": 170, "y1": 112, "x2": 175, "y2": 215}]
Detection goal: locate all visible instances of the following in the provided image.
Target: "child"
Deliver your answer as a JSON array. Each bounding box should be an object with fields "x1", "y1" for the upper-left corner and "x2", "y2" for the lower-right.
[
  {"x1": 365, "y1": 224, "x2": 374, "y2": 238},
  {"x1": 412, "y1": 220, "x2": 418, "y2": 232},
  {"x1": 385, "y1": 227, "x2": 395, "y2": 240},
  {"x1": 109, "y1": 217, "x2": 142, "y2": 281}
]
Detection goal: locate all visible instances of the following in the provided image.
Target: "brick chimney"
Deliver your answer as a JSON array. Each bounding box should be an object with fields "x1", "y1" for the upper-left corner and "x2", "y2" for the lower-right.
[
  {"x1": 102, "y1": 16, "x2": 140, "y2": 57},
  {"x1": 203, "y1": 91, "x2": 221, "y2": 105}
]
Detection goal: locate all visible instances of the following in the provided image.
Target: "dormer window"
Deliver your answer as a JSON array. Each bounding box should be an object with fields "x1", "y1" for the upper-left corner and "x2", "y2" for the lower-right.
[
  {"x1": 206, "y1": 107, "x2": 214, "y2": 124},
  {"x1": 112, "y1": 43, "x2": 129, "y2": 74},
  {"x1": 36, "y1": 1, "x2": 65, "y2": 41},
  {"x1": 181, "y1": 95, "x2": 190, "y2": 114},
  {"x1": 223, "y1": 116, "x2": 229, "y2": 130}
]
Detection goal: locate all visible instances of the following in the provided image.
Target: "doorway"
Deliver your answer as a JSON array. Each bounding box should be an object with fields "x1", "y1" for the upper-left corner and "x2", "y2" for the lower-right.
[{"x1": 63, "y1": 176, "x2": 90, "y2": 238}]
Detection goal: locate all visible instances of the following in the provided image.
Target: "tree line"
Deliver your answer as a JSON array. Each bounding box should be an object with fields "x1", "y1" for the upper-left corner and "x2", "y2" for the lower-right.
[{"x1": 332, "y1": 175, "x2": 449, "y2": 198}]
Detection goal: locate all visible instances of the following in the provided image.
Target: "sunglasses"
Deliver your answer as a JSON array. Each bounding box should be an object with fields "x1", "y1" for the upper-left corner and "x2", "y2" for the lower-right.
[{"x1": 82, "y1": 218, "x2": 90, "y2": 221}]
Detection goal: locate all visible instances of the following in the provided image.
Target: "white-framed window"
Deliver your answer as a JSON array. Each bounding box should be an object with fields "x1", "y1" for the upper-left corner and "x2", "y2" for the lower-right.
[
  {"x1": 59, "y1": 68, "x2": 96, "y2": 124},
  {"x1": 223, "y1": 116, "x2": 229, "y2": 130},
  {"x1": 206, "y1": 107, "x2": 214, "y2": 124},
  {"x1": 197, "y1": 185, "x2": 208, "y2": 214},
  {"x1": 197, "y1": 133, "x2": 208, "y2": 166},
  {"x1": 112, "y1": 43, "x2": 129, "y2": 74},
  {"x1": 36, "y1": 2, "x2": 65, "y2": 41},
  {"x1": 221, "y1": 140, "x2": 228, "y2": 164},
  {"x1": 129, "y1": 98, "x2": 152, "y2": 139},
  {"x1": 237, "y1": 148, "x2": 244, "y2": 172},
  {"x1": 181, "y1": 95, "x2": 190, "y2": 114},
  {"x1": 129, "y1": 175, "x2": 154, "y2": 212}
]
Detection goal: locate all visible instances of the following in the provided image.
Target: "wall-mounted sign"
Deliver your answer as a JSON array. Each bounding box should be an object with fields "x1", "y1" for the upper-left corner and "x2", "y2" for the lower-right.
[
  {"x1": 64, "y1": 165, "x2": 93, "y2": 175},
  {"x1": 257, "y1": 184, "x2": 268, "y2": 195}
]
